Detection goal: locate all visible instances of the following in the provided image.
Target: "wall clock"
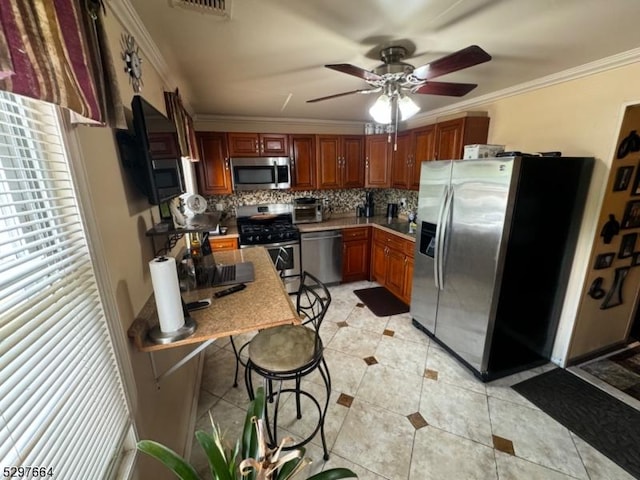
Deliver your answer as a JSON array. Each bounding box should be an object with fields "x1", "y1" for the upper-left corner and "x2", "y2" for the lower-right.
[{"x1": 121, "y1": 33, "x2": 143, "y2": 92}]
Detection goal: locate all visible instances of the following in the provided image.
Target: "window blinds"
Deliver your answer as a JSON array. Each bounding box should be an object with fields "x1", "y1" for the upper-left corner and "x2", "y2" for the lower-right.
[{"x1": 0, "y1": 92, "x2": 131, "y2": 479}]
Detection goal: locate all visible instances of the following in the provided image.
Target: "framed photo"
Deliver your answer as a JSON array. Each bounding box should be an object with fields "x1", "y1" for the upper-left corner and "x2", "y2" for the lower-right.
[
  {"x1": 632, "y1": 252, "x2": 640, "y2": 267},
  {"x1": 631, "y1": 162, "x2": 640, "y2": 196},
  {"x1": 594, "y1": 252, "x2": 615, "y2": 269},
  {"x1": 613, "y1": 166, "x2": 634, "y2": 192},
  {"x1": 622, "y1": 200, "x2": 640, "y2": 229},
  {"x1": 618, "y1": 233, "x2": 637, "y2": 258}
]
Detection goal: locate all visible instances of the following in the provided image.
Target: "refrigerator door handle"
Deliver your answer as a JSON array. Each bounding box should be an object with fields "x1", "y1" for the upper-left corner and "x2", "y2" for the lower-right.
[
  {"x1": 433, "y1": 185, "x2": 449, "y2": 289},
  {"x1": 438, "y1": 187, "x2": 454, "y2": 289}
]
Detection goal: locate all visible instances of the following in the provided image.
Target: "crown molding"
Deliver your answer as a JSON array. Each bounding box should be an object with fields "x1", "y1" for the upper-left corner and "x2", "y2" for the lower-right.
[
  {"x1": 194, "y1": 113, "x2": 363, "y2": 129},
  {"x1": 406, "y1": 47, "x2": 640, "y2": 129}
]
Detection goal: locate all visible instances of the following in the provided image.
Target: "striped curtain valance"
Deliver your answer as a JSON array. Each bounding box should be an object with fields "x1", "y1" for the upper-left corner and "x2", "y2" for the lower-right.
[{"x1": 0, "y1": 0, "x2": 120, "y2": 126}]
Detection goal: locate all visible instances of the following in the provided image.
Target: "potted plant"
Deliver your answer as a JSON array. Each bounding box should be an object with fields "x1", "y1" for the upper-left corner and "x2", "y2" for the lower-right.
[{"x1": 138, "y1": 387, "x2": 357, "y2": 480}]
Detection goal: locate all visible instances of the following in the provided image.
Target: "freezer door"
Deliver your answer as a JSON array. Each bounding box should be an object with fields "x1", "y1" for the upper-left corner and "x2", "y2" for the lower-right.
[
  {"x1": 410, "y1": 160, "x2": 451, "y2": 334},
  {"x1": 435, "y1": 158, "x2": 515, "y2": 373}
]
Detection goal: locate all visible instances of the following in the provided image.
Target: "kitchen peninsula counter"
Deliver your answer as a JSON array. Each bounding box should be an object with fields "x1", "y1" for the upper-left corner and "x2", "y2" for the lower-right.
[{"x1": 128, "y1": 247, "x2": 299, "y2": 353}]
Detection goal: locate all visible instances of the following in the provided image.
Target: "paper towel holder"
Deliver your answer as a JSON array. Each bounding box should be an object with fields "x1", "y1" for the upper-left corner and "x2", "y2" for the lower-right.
[{"x1": 148, "y1": 298, "x2": 197, "y2": 344}]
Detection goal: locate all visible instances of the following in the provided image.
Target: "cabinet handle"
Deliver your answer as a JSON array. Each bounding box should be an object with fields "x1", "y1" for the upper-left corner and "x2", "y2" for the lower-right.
[
  {"x1": 365, "y1": 157, "x2": 369, "y2": 168},
  {"x1": 225, "y1": 158, "x2": 229, "y2": 170}
]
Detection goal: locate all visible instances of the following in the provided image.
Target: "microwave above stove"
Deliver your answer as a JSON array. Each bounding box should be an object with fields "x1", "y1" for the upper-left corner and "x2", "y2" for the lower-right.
[
  {"x1": 230, "y1": 157, "x2": 291, "y2": 191},
  {"x1": 292, "y1": 198, "x2": 323, "y2": 224}
]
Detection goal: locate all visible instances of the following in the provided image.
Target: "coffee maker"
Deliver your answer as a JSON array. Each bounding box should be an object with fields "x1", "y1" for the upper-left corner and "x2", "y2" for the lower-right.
[{"x1": 364, "y1": 191, "x2": 375, "y2": 217}]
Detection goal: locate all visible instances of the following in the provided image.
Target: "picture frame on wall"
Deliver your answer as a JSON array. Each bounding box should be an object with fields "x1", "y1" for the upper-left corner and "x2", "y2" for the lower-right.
[
  {"x1": 618, "y1": 232, "x2": 637, "y2": 258},
  {"x1": 613, "y1": 165, "x2": 634, "y2": 192},
  {"x1": 594, "y1": 252, "x2": 615, "y2": 269},
  {"x1": 630, "y1": 161, "x2": 640, "y2": 196},
  {"x1": 621, "y1": 200, "x2": 640, "y2": 228}
]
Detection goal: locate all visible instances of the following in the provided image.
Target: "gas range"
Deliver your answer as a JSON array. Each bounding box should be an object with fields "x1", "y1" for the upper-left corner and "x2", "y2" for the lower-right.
[
  {"x1": 236, "y1": 204, "x2": 301, "y2": 292},
  {"x1": 236, "y1": 204, "x2": 299, "y2": 246}
]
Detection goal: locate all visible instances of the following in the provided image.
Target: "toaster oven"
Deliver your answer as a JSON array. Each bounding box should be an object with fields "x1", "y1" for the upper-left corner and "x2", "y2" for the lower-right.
[{"x1": 292, "y1": 198, "x2": 323, "y2": 224}]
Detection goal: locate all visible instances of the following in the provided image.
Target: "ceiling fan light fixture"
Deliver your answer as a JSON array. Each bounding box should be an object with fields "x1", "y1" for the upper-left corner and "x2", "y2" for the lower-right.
[
  {"x1": 369, "y1": 94, "x2": 392, "y2": 124},
  {"x1": 398, "y1": 94, "x2": 420, "y2": 121}
]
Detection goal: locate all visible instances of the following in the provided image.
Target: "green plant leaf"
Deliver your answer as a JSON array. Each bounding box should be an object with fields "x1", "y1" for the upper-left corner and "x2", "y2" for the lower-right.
[
  {"x1": 274, "y1": 446, "x2": 306, "y2": 479},
  {"x1": 242, "y1": 387, "x2": 266, "y2": 466},
  {"x1": 137, "y1": 440, "x2": 201, "y2": 480},
  {"x1": 306, "y1": 468, "x2": 358, "y2": 480},
  {"x1": 195, "y1": 430, "x2": 234, "y2": 480}
]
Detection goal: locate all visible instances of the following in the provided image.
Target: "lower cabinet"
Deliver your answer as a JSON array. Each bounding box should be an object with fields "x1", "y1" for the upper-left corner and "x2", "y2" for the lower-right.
[
  {"x1": 342, "y1": 227, "x2": 370, "y2": 282},
  {"x1": 370, "y1": 229, "x2": 414, "y2": 303},
  {"x1": 209, "y1": 237, "x2": 238, "y2": 251}
]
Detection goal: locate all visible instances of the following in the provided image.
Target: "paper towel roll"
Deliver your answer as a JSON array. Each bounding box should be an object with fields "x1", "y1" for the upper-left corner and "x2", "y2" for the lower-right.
[{"x1": 149, "y1": 256, "x2": 185, "y2": 332}]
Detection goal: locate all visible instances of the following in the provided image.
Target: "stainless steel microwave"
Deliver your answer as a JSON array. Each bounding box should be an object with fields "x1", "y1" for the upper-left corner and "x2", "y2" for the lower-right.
[{"x1": 230, "y1": 157, "x2": 291, "y2": 191}]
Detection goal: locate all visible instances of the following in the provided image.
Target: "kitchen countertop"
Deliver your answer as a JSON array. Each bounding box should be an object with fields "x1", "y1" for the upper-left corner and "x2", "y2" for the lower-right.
[
  {"x1": 127, "y1": 247, "x2": 299, "y2": 352},
  {"x1": 212, "y1": 214, "x2": 417, "y2": 242},
  {"x1": 296, "y1": 214, "x2": 417, "y2": 241}
]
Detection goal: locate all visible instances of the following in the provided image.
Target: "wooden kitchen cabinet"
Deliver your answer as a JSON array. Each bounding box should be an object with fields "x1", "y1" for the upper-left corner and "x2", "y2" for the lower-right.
[
  {"x1": 290, "y1": 134, "x2": 316, "y2": 190},
  {"x1": 411, "y1": 125, "x2": 437, "y2": 189},
  {"x1": 342, "y1": 227, "x2": 370, "y2": 282},
  {"x1": 227, "y1": 132, "x2": 289, "y2": 157},
  {"x1": 316, "y1": 135, "x2": 364, "y2": 189},
  {"x1": 370, "y1": 228, "x2": 414, "y2": 303},
  {"x1": 195, "y1": 132, "x2": 232, "y2": 195},
  {"x1": 365, "y1": 134, "x2": 392, "y2": 187},
  {"x1": 434, "y1": 117, "x2": 489, "y2": 161},
  {"x1": 390, "y1": 131, "x2": 413, "y2": 189},
  {"x1": 209, "y1": 237, "x2": 238, "y2": 251}
]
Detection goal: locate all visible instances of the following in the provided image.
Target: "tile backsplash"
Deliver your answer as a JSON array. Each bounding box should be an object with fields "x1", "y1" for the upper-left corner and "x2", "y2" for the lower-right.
[{"x1": 205, "y1": 188, "x2": 418, "y2": 221}]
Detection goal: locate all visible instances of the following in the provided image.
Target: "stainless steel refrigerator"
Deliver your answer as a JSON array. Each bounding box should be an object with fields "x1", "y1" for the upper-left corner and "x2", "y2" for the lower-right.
[{"x1": 410, "y1": 156, "x2": 593, "y2": 381}]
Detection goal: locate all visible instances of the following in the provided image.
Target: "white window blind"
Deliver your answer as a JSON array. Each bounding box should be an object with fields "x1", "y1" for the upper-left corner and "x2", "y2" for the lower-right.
[{"x1": 0, "y1": 92, "x2": 132, "y2": 479}]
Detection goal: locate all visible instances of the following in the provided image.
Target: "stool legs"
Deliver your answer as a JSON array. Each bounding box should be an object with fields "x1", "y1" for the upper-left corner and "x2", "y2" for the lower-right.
[{"x1": 244, "y1": 361, "x2": 331, "y2": 461}]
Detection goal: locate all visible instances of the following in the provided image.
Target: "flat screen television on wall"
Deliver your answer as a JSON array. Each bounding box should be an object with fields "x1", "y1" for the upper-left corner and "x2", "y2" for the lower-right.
[{"x1": 116, "y1": 95, "x2": 185, "y2": 205}]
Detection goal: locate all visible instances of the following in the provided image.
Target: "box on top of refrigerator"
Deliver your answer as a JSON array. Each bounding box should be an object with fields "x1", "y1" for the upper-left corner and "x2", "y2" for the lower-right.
[{"x1": 463, "y1": 144, "x2": 505, "y2": 159}]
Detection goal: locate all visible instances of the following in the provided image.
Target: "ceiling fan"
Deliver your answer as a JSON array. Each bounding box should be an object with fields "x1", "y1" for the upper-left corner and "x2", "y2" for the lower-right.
[{"x1": 307, "y1": 45, "x2": 491, "y2": 123}]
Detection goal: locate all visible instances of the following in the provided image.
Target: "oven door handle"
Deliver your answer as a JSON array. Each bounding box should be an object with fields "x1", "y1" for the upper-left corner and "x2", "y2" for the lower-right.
[{"x1": 240, "y1": 239, "x2": 300, "y2": 248}]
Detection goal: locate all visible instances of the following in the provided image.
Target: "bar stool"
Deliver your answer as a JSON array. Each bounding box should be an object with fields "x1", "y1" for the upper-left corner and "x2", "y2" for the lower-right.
[{"x1": 243, "y1": 271, "x2": 332, "y2": 460}]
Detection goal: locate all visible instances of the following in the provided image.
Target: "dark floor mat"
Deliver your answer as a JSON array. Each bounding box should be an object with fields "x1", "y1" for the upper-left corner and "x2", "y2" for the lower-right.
[
  {"x1": 354, "y1": 286, "x2": 409, "y2": 317},
  {"x1": 512, "y1": 368, "x2": 640, "y2": 479}
]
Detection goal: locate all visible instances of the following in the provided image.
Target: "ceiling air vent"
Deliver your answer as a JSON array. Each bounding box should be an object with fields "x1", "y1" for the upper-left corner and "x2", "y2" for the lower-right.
[{"x1": 170, "y1": 0, "x2": 232, "y2": 18}]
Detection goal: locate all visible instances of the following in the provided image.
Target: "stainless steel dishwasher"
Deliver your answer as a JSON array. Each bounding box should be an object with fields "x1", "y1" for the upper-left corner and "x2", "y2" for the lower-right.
[{"x1": 300, "y1": 230, "x2": 343, "y2": 284}]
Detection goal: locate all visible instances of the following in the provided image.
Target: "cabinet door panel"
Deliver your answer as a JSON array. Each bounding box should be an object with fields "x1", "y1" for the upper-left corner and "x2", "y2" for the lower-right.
[
  {"x1": 227, "y1": 132, "x2": 259, "y2": 156},
  {"x1": 342, "y1": 136, "x2": 364, "y2": 188},
  {"x1": 365, "y1": 135, "x2": 391, "y2": 187},
  {"x1": 371, "y1": 241, "x2": 387, "y2": 283},
  {"x1": 435, "y1": 119, "x2": 463, "y2": 161},
  {"x1": 391, "y1": 132, "x2": 411, "y2": 188},
  {"x1": 385, "y1": 248, "x2": 406, "y2": 298},
  {"x1": 261, "y1": 134, "x2": 288, "y2": 156},
  {"x1": 316, "y1": 135, "x2": 341, "y2": 189},
  {"x1": 196, "y1": 132, "x2": 231, "y2": 194},
  {"x1": 342, "y1": 240, "x2": 370, "y2": 282},
  {"x1": 411, "y1": 126, "x2": 436, "y2": 190},
  {"x1": 290, "y1": 135, "x2": 316, "y2": 190}
]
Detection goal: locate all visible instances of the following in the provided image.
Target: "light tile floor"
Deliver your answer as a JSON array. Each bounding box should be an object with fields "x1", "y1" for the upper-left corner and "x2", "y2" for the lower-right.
[{"x1": 190, "y1": 280, "x2": 636, "y2": 480}]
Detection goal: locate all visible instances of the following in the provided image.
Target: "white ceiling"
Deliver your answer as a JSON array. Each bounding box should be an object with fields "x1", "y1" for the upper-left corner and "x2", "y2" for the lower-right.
[{"x1": 126, "y1": 0, "x2": 640, "y2": 123}]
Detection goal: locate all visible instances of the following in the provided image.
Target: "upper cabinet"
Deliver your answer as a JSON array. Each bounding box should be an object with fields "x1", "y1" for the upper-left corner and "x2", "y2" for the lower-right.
[
  {"x1": 434, "y1": 117, "x2": 489, "y2": 161},
  {"x1": 390, "y1": 117, "x2": 489, "y2": 191},
  {"x1": 195, "y1": 132, "x2": 232, "y2": 195},
  {"x1": 290, "y1": 134, "x2": 316, "y2": 190},
  {"x1": 227, "y1": 132, "x2": 289, "y2": 157},
  {"x1": 316, "y1": 135, "x2": 364, "y2": 189},
  {"x1": 365, "y1": 134, "x2": 392, "y2": 188}
]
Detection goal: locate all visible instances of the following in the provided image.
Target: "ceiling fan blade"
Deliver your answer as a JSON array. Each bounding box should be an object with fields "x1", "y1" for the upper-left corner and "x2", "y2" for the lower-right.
[
  {"x1": 413, "y1": 45, "x2": 491, "y2": 80},
  {"x1": 412, "y1": 81, "x2": 478, "y2": 97},
  {"x1": 325, "y1": 64, "x2": 382, "y2": 82},
  {"x1": 306, "y1": 88, "x2": 380, "y2": 103}
]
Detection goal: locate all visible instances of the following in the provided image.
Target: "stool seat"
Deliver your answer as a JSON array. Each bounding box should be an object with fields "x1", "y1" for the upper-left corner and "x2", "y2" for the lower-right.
[{"x1": 248, "y1": 325, "x2": 317, "y2": 372}]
